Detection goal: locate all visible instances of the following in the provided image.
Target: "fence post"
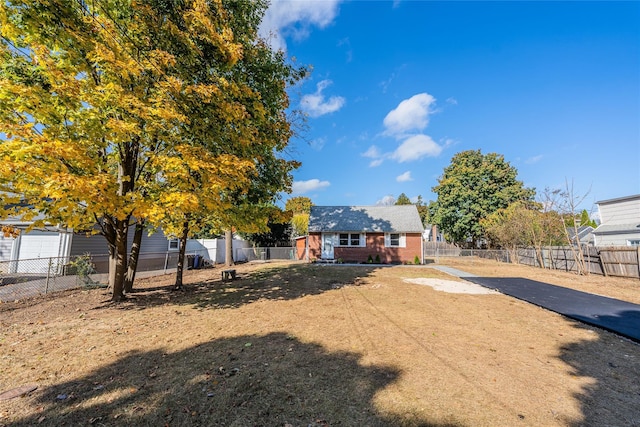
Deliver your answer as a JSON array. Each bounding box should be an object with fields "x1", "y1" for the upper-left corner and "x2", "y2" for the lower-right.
[
  {"x1": 596, "y1": 248, "x2": 608, "y2": 277},
  {"x1": 163, "y1": 252, "x2": 169, "y2": 274},
  {"x1": 44, "y1": 257, "x2": 52, "y2": 294}
]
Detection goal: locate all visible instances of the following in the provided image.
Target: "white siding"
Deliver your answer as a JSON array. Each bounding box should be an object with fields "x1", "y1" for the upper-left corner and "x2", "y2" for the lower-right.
[
  {"x1": 0, "y1": 235, "x2": 15, "y2": 262},
  {"x1": 598, "y1": 197, "x2": 640, "y2": 225},
  {"x1": 595, "y1": 231, "x2": 640, "y2": 247}
]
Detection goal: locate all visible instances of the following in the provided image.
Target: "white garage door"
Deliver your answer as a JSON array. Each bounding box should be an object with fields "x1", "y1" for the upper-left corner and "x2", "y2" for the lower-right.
[{"x1": 17, "y1": 231, "x2": 61, "y2": 273}]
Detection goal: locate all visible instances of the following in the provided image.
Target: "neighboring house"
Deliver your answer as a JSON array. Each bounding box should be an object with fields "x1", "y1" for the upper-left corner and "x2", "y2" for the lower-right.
[
  {"x1": 567, "y1": 225, "x2": 595, "y2": 246},
  {"x1": 307, "y1": 205, "x2": 424, "y2": 264},
  {"x1": 0, "y1": 218, "x2": 175, "y2": 273},
  {"x1": 423, "y1": 224, "x2": 444, "y2": 242},
  {"x1": 592, "y1": 194, "x2": 640, "y2": 247},
  {"x1": 0, "y1": 219, "x2": 73, "y2": 273}
]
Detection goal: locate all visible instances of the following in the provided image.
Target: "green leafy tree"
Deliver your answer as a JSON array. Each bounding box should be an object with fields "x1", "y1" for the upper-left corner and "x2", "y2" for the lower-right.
[
  {"x1": 244, "y1": 209, "x2": 292, "y2": 247},
  {"x1": 415, "y1": 195, "x2": 431, "y2": 226},
  {"x1": 395, "y1": 193, "x2": 412, "y2": 205},
  {"x1": 482, "y1": 201, "x2": 563, "y2": 265},
  {"x1": 431, "y1": 150, "x2": 535, "y2": 246},
  {"x1": 568, "y1": 209, "x2": 597, "y2": 229}
]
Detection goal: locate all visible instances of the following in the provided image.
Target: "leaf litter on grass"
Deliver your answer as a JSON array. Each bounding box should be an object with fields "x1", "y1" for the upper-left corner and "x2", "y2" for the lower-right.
[{"x1": 0, "y1": 260, "x2": 638, "y2": 426}]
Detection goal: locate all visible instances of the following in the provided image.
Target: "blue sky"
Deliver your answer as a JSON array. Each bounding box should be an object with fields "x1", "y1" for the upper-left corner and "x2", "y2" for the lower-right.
[{"x1": 261, "y1": 1, "x2": 640, "y2": 212}]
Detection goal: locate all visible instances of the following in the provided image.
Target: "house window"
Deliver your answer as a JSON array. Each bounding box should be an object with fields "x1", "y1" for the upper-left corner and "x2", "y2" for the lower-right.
[
  {"x1": 385, "y1": 233, "x2": 406, "y2": 248},
  {"x1": 338, "y1": 233, "x2": 362, "y2": 247},
  {"x1": 627, "y1": 239, "x2": 640, "y2": 247},
  {"x1": 168, "y1": 239, "x2": 180, "y2": 251}
]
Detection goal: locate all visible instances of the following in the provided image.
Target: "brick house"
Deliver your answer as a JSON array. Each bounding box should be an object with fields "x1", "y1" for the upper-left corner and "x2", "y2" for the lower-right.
[{"x1": 306, "y1": 205, "x2": 424, "y2": 264}]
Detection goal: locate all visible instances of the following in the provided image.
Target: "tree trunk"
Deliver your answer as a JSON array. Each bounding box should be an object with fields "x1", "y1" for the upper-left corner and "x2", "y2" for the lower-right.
[
  {"x1": 102, "y1": 220, "x2": 117, "y2": 290},
  {"x1": 174, "y1": 219, "x2": 189, "y2": 290},
  {"x1": 124, "y1": 219, "x2": 144, "y2": 293},
  {"x1": 225, "y1": 228, "x2": 234, "y2": 267},
  {"x1": 110, "y1": 218, "x2": 129, "y2": 301}
]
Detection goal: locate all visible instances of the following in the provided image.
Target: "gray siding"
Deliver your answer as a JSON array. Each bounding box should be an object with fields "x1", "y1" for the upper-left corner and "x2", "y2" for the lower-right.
[
  {"x1": 70, "y1": 227, "x2": 171, "y2": 256},
  {"x1": 69, "y1": 233, "x2": 108, "y2": 256},
  {"x1": 140, "y1": 229, "x2": 173, "y2": 253}
]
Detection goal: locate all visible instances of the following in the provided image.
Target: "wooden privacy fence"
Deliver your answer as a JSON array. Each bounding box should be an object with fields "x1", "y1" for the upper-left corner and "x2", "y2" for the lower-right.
[
  {"x1": 598, "y1": 247, "x2": 640, "y2": 278},
  {"x1": 424, "y1": 243, "x2": 640, "y2": 279},
  {"x1": 516, "y1": 246, "x2": 640, "y2": 278}
]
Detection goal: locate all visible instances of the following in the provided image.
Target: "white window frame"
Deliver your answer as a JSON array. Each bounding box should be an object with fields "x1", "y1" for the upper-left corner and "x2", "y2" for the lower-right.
[
  {"x1": 337, "y1": 233, "x2": 365, "y2": 247},
  {"x1": 385, "y1": 232, "x2": 406, "y2": 248},
  {"x1": 168, "y1": 238, "x2": 180, "y2": 251},
  {"x1": 627, "y1": 239, "x2": 640, "y2": 247}
]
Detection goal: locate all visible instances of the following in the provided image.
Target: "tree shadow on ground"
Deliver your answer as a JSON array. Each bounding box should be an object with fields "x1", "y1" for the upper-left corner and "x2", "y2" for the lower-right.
[
  {"x1": 9, "y1": 333, "x2": 458, "y2": 427},
  {"x1": 112, "y1": 263, "x2": 380, "y2": 311},
  {"x1": 559, "y1": 319, "x2": 640, "y2": 426}
]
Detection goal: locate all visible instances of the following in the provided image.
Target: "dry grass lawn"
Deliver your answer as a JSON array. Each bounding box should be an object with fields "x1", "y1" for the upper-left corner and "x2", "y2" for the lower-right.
[{"x1": 1, "y1": 258, "x2": 639, "y2": 426}]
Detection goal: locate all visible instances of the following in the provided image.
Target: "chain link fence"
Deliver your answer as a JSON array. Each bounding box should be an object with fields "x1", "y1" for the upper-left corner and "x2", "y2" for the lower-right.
[
  {"x1": 0, "y1": 251, "x2": 208, "y2": 302},
  {"x1": 0, "y1": 256, "x2": 98, "y2": 302},
  {"x1": 235, "y1": 247, "x2": 296, "y2": 262}
]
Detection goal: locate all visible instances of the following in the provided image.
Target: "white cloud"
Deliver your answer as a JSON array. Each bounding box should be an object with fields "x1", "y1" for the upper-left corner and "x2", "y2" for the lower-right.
[
  {"x1": 396, "y1": 171, "x2": 413, "y2": 182},
  {"x1": 292, "y1": 178, "x2": 330, "y2": 194},
  {"x1": 301, "y1": 80, "x2": 346, "y2": 118},
  {"x1": 375, "y1": 195, "x2": 396, "y2": 206},
  {"x1": 391, "y1": 134, "x2": 442, "y2": 162},
  {"x1": 361, "y1": 145, "x2": 381, "y2": 158},
  {"x1": 362, "y1": 145, "x2": 385, "y2": 167},
  {"x1": 309, "y1": 137, "x2": 326, "y2": 151},
  {"x1": 259, "y1": 0, "x2": 342, "y2": 51},
  {"x1": 525, "y1": 155, "x2": 543, "y2": 164},
  {"x1": 383, "y1": 93, "x2": 436, "y2": 136},
  {"x1": 337, "y1": 37, "x2": 353, "y2": 62}
]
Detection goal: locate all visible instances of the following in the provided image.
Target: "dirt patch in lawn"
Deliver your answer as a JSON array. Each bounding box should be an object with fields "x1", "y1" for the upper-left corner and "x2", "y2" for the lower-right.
[{"x1": 1, "y1": 259, "x2": 638, "y2": 426}]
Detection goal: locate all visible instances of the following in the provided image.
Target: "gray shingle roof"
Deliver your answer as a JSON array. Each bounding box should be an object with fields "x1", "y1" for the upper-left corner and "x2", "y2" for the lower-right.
[
  {"x1": 309, "y1": 205, "x2": 424, "y2": 233},
  {"x1": 592, "y1": 223, "x2": 640, "y2": 234}
]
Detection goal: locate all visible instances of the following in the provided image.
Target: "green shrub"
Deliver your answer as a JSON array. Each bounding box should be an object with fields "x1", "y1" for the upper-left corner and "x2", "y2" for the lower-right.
[
  {"x1": 375, "y1": 254, "x2": 381, "y2": 264},
  {"x1": 414, "y1": 255, "x2": 420, "y2": 265},
  {"x1": 69, "y1": 254, "x2": 97, "y2": 285},
  {"x1": 367, "y1": 255, "x2": 373, "y2": 263}
]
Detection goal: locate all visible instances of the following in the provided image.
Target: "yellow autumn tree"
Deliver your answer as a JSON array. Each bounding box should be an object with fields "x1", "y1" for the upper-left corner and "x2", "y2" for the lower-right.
[
  {"x1": 0, "y1": 0, "x2": 266, "y2": 301},
  {"x1": 152, "y1": 3, "x2": 304, "y2": 274}
]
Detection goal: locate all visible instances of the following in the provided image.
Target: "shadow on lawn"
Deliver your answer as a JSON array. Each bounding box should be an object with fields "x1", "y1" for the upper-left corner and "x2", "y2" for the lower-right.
[
  {"x1": 11, "y1": 333, "x2": 457, "y2": 427},
  {"x1": 117, "y1": 263, "x2": 380, "y2": 310},
  {"x1": 560, "y1": 318, "x2": 640, "y2": 426}
]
